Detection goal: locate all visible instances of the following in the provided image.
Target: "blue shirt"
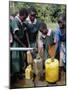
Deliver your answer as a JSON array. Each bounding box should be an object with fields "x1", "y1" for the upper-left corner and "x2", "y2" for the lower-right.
[
  {"x1": 54, "y1": 27, "x2": 66, "y2": 62},
  {"x1": 54, "y1": 27, "x2": 66, "y2": 43}
]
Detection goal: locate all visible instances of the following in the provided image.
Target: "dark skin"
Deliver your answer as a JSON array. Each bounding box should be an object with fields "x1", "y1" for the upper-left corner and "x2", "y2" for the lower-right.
[
  {"x1": 39, "y1": 28, "x2": 48, "y2": 59},
  {"x1": 13, "y1": 15, "x2": 28, "y2": 47},
  {"x1": 29, "y1": 12, "x2": 36, "y2": 23},
  {"x1": 58, "y1": 16, "x2": 65, "y2": 29},
  {"x1": 40, "y1": 28, "x2": 56, "y2": 61},
  {"x1": 40, "y1": 28, "x2": 48, "y2": 35},
  {"x1": 58, "y1": 19, "x2": 66, "y2": 36},
  {"x1": 52, "y1": 17, "x2": 66, "y2": 60},
  {"x1": 19, "y1": 14, "x2": 27, "y2": 22},
  {"x1": 13, "y1": 32, "x2": 26, "y2": 47}
]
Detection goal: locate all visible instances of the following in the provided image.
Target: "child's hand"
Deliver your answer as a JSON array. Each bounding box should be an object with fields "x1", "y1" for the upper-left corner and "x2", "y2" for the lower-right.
[
  {"x1": 51, "y1": 56, "x2": 54, "y2": 62},
  {"x1": 48, "y1": 44, "x2": 55, "y2": 58}
]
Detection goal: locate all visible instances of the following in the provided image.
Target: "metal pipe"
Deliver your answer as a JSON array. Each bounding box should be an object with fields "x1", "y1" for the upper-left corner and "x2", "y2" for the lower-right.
[{"x1": 10, "y1": 47, "x2": 34, "y2": 51}]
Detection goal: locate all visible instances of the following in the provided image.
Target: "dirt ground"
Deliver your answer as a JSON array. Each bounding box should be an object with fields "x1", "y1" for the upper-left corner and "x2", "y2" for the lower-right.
[
  {"x1": 10, "y1": 67, "x2": 66, "y2": 89},
  {"x1": 10, "y1": 45, "x2": 66, "y2": 89}
]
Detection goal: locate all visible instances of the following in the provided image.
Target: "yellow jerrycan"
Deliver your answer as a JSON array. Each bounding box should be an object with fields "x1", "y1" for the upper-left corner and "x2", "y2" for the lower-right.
[
  {"x1": 25, "y1": 65, "x2": 33, "y2": 79},
  {"x1": 45, "y1": 58, "x2": 59, "y2": 83}
]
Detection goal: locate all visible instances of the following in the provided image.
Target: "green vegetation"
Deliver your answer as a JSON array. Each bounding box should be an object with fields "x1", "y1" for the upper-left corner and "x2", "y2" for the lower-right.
[
  {"x1": 9, "y1": 1, "x2": 66, "y2": 30},
  {"x1": 47, "y1": 23, "x2": 58, "y2": 31}
]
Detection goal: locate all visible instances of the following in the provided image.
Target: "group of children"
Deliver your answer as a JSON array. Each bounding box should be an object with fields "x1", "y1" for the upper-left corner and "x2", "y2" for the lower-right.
[{"x1": 10, "y1": 7, "x2": 66, "y2": 83}]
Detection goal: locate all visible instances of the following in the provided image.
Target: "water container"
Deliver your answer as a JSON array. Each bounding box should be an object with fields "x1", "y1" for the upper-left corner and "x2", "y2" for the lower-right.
[
  {"x1": 25, "y1": 65, "x2": 32, "y2": 79},
  {"x1": 27, "y1": 51, "x2": 33, "y2": 64},
  {"x1": 45, "y1": 58, "x2": 59, "y2": 83}
]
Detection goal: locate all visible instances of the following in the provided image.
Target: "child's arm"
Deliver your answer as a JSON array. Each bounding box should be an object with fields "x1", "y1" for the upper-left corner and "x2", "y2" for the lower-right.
[
  {"x1": 37, "y1": 31, "x2": 44, "y2": 59},
  {"x1": 48, "y1": 30, "x2": 59, "y2": 60},
  {"x1": 11, "y1": 19, "x2": 26, "y2": 47},
  {"x1": 13, "y1": 31, "x2": 26, "y2": 47},
  {"x1": 51, "y1": 30, "x2": 59, "y2": 60}
]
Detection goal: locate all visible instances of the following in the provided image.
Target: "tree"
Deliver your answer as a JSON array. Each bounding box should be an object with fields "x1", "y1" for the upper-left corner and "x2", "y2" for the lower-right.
[{"x1": 9, "y1": 1, "x2": 66, "y2": 23}]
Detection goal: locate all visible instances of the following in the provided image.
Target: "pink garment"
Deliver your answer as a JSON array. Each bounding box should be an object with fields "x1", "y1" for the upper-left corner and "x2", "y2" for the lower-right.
[
  {"x1": 38, "y1": 40, "x2": 43, "y2": 54},
  {"x1": 38, "y1": 40, "x2": 43, "y2": 48}
]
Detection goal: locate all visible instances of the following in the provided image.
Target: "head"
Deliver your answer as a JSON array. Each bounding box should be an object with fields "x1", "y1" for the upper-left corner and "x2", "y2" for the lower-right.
[
  {"x1": 40, "y1": 22, "x2": 48, "y2": 35},
  {"x1": 58, "y1": 15, "x2": 66, "y2": 29},
  {"x1": 19, "y1": 8, "x2": 28, "y2": 22},
  {"x1": 29, "y1": 7, "x2": 37, "y2": 23}
]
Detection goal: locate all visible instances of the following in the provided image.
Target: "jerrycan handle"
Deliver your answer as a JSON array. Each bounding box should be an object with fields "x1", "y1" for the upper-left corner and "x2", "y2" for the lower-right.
[{"x1": 51, "y1": 57, "x2": 54, "y2": 62}]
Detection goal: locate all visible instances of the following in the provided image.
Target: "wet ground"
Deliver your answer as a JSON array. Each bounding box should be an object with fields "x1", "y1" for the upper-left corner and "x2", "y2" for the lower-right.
[{"x1": 10, "y1": 67, "x2": 66, "y2": 89}]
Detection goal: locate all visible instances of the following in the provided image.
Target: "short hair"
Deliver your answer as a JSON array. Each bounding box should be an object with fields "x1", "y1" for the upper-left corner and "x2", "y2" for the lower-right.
[
  {"x1": 58, "y1": 14, "x2": 66, "y2": 22},
  {"x1": 19, "y1": 8, "x2": 28, "y2": 17},
  {"x1": 40, "y1": 22, "x2": 47, "y2": 30},
  {"x1": 28, "y1": 7, "x2": 37, "y2": 15}
]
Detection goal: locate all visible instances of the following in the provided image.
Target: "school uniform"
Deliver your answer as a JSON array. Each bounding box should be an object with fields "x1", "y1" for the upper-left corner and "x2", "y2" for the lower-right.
[
  {"x1": 38, "y1": 29, "x2": 54, "y2": 60},
  {"x1": 26, "y1": 16, "x2": 41, "y2": 48},
  {"x1": 10, "y1": 16, "x2": 26, "y2": 75}
]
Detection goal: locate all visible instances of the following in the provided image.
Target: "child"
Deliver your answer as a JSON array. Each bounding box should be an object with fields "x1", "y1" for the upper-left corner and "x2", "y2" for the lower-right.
[
  {"x1": 38, "y1": 22, "x2": 54, "y2": 61},
  {"x1": 10, "y1": 8, "x2": 28, "y2": 80},
  {"x1": 26, "y1": 7, "x2": 41, "y2": 48},
  {"x1": 54, "y1": 15, "x2": 66, "y2": 70}
]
